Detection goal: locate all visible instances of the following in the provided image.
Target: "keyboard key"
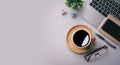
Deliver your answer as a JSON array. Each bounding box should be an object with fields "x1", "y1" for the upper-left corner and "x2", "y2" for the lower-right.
[
  {"x1": 95, "y1": 6, "x2": 99, "y2": 10},
  {"x1": 98, "y1": 8, "x2": 102, "y2": 13},
  {"x1": 102, "y1": 3, "x2": 105, "y2": 6},
  {"x1": 101, "y1": 7, "x2": 104, "y2": 10},
  {"x1": 90, "y1": 2, "x2": 93, "y2": 6},
  {"x1": 102, "y1": 12, "x2": 107, "y2": 17},
  {"x1": 118, "y1": 6, "x2": 120, "y2": 10},
  {"x1": 93, "y1": 4, "x2": 96, "y2": 8},
  {"x1": 109, "y1": 0, "x2": 113, "y2": 3},
  {"x1": 103, "y1": 0, "x2": 106, "y2": 3},
  {"x1": 93, "y1": 0, "x2": 98, "y2": 5},
  {"x1": 98, "y1": 4, "x2": 102, "y2": 8}
]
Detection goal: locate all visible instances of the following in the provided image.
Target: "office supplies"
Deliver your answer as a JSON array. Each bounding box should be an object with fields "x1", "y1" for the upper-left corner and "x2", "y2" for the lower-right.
[
  {"x1": 95, "y1": 33, "x2": 117, "y2": 49},
  {"x1": 98, "y1": 14, "x2": 120, "y2": 46},
  {"x1": 71, "y1": 13, "x2": 77, "y2": 19},
  {"x1": 61, "y1": 9, "x2": 67, "y2": 16},
  {"x1": 79, "y1": 0, "x2": 120, "y2": 45},
  {"x1": 80, "y1": 0, "x2": 120, "y2": 28},
  {"x1": 84, "y1": 45, "x2": 108, "y2": 62}
]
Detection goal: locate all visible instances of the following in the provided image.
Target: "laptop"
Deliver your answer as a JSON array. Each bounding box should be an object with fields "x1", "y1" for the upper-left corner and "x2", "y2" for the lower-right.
[
  {"x1": 80, "y1": 0, "x2": 120, "y2": 28},
  {"x1": 80, "y1": 0, "x2": 120, "y2": 45}
]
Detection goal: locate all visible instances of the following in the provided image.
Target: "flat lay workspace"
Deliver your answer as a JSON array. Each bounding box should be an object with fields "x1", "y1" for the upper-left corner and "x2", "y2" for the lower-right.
[
  {"x1": 0, "y1": 0, "x2": 120, "y2": 65},
  {"x1": 65, "y1": 0, "x2": 120, "y2": 64}
]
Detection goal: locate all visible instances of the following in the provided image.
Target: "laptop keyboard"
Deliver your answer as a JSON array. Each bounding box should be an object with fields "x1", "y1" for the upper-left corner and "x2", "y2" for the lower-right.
[{"x1": 90, "y1": 0, "x2": 120, "y2": 20}]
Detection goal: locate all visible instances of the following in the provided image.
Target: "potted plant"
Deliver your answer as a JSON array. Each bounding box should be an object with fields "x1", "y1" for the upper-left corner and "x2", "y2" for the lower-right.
[{"x1": 65, "y1": 0, "x2": 84, "y2": 10}]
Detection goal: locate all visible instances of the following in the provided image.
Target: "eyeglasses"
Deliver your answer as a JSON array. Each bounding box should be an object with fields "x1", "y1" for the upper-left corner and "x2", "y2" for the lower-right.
[{"x1": 84, "y1": 45, "x2": 108, "y2": 62}]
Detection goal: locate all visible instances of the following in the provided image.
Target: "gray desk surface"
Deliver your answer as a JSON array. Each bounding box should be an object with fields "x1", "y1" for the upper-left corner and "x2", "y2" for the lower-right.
[{"x1": 0, "y1": 0, "x2": 120, "y2": 65}]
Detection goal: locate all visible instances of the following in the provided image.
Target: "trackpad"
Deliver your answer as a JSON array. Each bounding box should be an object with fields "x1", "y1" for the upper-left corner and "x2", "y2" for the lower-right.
[{"x1": 80, "y1": 5, "x2": 105, "y2": 28}]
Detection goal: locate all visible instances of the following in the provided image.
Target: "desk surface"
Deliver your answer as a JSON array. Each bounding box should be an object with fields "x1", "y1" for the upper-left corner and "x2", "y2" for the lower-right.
[{"x1": 0, "y1": 0, "x2": 120, "y2": 65}]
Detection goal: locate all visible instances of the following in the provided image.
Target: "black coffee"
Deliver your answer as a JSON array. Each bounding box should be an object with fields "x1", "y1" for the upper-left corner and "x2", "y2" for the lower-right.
[{"x1": 73, "y1": 30, "x2": 90, "y2": 47}]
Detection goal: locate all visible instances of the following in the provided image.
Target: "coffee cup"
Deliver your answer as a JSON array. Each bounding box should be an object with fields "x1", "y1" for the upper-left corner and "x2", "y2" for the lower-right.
[{"x1": 66, "y1": 25, "x2": 96, "y2": 53}]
